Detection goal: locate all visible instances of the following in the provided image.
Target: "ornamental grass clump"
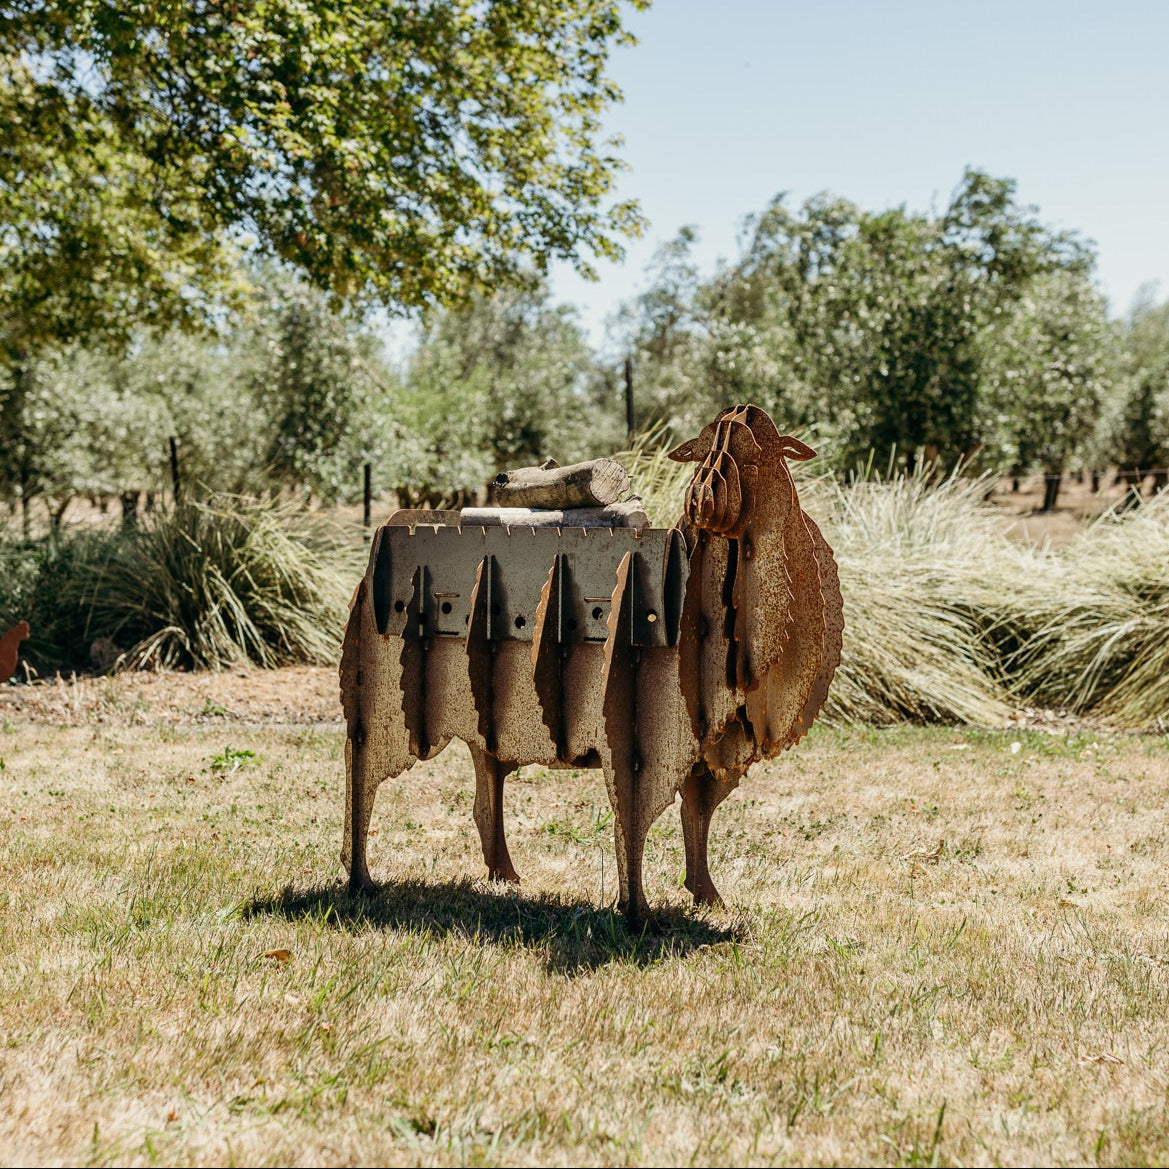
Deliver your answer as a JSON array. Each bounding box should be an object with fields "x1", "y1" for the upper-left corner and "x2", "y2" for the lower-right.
[
  {"x1": 811, "y1": 470, "x2": 1014, "y2": 726},
  {"x1": 78, "y1": 496, "x2": 354, "y2": 670},
  {"x1": 624, "y1": 434, "x2": 1014, "y2": 726},
  {"x1": 1007, "y1": 495, "x2": 1169, "y2": 727},
  {"x1": 617, "y1": 427, "x2": 695, "y2": 528}
]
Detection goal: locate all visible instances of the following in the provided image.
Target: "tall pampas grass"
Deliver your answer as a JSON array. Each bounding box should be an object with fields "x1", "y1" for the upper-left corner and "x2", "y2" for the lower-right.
[
  {"x1": 73, "y1": 495, "x2": 355, "y2": 670},
  {"x1": 621, "y1": 433, "x2": 1014, "y2": 726},
  {"x1": 1006, "y1": 496, "x2": 1169, "y2": 727}
]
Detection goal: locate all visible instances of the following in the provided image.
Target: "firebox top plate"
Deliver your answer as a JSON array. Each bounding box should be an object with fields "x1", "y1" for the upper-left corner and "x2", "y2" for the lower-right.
[{"x1": 370, "y1": 523, "x2": 688, "y2": 647}]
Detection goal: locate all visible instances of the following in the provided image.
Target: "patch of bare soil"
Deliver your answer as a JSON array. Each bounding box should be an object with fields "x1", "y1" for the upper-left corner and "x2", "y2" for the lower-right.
[
  {"x1": 0, "y1": 664, "x2": 342, "y2": 727},
  {"x1": 987, "y1": 469, "x2": 1153, "y2": 546}
]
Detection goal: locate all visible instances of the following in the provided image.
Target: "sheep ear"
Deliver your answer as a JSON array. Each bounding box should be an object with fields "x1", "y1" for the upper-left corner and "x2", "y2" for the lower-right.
[
  {"x1": 779, "y1": 436, "x2": 817, "y2": 461},
  {"x1": 667, "y1": 423, "x2": 716, "y2": 463}
]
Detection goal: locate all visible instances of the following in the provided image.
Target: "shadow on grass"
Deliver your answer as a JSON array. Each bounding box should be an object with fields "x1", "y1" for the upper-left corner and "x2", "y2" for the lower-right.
[{"x1": 244, "y1": 878, "x2": 743, "y2": 975}]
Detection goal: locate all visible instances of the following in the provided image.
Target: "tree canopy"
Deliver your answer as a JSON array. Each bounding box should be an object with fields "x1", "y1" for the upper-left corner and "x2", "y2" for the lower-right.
[
  {"x1": 619, "y1": 170, "x2": 1108, "y2": 475},
  {"x1": 0, "y1": 0, "x2": 645, "y2": 356},
  {"x1": 1111, "y1": 292, "x2": 1169, "y2": 478}
]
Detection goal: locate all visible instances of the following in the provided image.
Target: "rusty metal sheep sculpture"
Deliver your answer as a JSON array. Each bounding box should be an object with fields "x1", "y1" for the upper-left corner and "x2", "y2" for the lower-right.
[{"x1": 339, "y1": 404, "x2": 844, "y2": 922}]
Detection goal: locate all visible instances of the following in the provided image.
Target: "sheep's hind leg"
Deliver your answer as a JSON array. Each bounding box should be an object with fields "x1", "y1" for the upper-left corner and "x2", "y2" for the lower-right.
[
  {"x1": 470, "y1": 744, "x2": 520, "y2": 883},
  {"x1": 680, "y1": 766, "x2": 741, "y2": 906}
]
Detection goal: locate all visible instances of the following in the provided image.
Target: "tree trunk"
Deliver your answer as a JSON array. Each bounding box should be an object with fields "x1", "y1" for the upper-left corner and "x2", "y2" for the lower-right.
[
  {"x1": 120, "y1": 491, "x2": 141, "y2": 530},
  {"x1": 1116, "y1": 469, "x2": 1143, "y2": 511},
  {"x1": 1041, "y1": 473, "x2": 1062, "y2": 512},
  {"x1": 1091, "y1": 470, "x2": 1100, "y2": 494},
  {"x1": 49, "y1": 497, "x2": 71, "y2": 535},
  {"x1": 6, "y1": 355, "x2": 33, "y2": 540},
  {"x1": 922, "y1": 444, "x2": 940, "y2": 478}
]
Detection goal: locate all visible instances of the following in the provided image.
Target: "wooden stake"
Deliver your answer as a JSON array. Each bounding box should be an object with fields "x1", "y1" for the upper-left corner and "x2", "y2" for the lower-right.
[
  {"x1": 624, "y1": 356, "x2": 635, "y2": 445},
  {"x1": 169, "y1": 436, "x2": 181, "y2": 503}
]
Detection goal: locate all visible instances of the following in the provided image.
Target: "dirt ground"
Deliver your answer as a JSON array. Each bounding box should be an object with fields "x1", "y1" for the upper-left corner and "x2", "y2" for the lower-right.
[
  {"x1": 0, "y1": 664, "x2": 343, "y2": 728},
  {"x1": 986, "y1": 469, "x2": 1150, "y2": 546}
]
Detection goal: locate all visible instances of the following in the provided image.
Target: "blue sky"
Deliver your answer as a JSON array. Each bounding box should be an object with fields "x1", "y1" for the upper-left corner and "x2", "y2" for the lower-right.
[{"x1": 550, "y1": 0, "x2": 1169, "y2": 350}]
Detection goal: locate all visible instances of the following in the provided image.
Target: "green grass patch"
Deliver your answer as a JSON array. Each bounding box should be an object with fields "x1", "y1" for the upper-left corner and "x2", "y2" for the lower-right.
[{"x1": 4, "y1": 716, "x2": 1169, "y2": 1164}]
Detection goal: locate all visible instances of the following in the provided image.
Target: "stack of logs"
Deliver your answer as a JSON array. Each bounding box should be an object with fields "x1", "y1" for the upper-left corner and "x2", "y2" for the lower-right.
[{"x1": 460, "y1": 457, "x2": 646, "y2": 528}]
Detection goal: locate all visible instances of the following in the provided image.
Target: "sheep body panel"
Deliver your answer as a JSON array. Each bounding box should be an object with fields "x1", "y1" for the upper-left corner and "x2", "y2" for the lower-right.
[
  {"x1": 791, "y1": 516, "x2": 844, "y2": 748},
  {"x1": 491, "y1": 641, "x2": 558, "y2": 764}
]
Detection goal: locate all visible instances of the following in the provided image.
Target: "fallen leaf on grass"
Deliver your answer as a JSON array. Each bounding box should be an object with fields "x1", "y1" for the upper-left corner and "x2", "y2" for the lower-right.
[
  {"x1": 264, "y1": 949, "x2": 292, "y2": 963},
  {"x1": 1077, "y1": 1053, "x2": 1123, "y2": 1066},
  {"x1": 1058, "y1": 898, "x2": 1077, "y2": 908},
  {"x1": 903, "y1": 839, "x2": 945, "y2": 864}
]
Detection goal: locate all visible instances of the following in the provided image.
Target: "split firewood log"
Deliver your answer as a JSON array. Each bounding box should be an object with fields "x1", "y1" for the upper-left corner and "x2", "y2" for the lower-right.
[
  {"x1": 460, "y1": 499, "x2": 648, "y2": 529},
  {"x1": 492, "y1": 457, "x2": 629, "y2": 509}
]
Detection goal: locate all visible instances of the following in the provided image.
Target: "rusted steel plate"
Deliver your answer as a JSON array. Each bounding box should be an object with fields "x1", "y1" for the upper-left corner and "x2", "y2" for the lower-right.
[{"x1": 371, "y1": 524, "x2": 687, "y2": 647}]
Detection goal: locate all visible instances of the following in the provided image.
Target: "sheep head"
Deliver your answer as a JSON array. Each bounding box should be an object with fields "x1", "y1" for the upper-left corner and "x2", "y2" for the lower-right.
[{"x1": 668, "y1": 404, "x2": 816, "y2": 537}]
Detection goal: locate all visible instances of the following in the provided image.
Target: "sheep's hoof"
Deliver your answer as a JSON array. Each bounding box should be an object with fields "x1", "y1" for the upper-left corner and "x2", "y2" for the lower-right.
[{"x1": 685, "y1": 874, "x2": 724, "y2": 907}]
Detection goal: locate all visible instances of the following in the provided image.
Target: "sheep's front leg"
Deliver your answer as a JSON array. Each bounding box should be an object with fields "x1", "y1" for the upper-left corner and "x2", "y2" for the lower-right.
[
  {"x1": 680, "y1": 766, "x2": 740, "y2": 906},
  {"x1": 600, "y1": 756, "x2": 652, "y2": 925},
  {"x1": 344, "y1": 731, "x2": 379, "y2": 894},
  {"x1": 470, "y1": 744, "x2": 520, "y2": 883}
]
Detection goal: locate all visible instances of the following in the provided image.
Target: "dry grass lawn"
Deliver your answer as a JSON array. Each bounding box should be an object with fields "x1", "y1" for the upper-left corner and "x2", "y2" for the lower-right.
[{"x1": 3, "y1": 670, "x2": 1169, "y2": 1166}]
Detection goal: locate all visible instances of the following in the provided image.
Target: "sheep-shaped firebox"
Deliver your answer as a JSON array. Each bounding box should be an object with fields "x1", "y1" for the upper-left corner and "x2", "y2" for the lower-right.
[{"x1": 340, "y1": 404, "x2": 843, "y2": 921}]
